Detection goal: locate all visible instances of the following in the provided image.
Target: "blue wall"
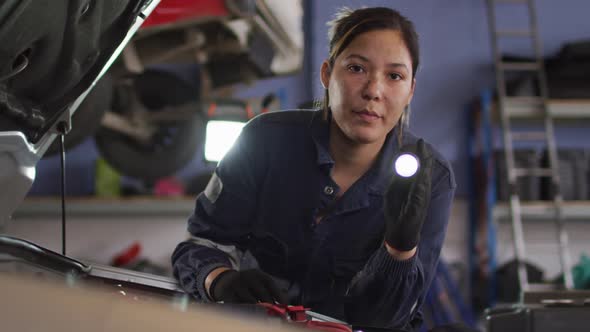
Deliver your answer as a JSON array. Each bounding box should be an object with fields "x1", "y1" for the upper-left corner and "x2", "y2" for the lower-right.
[{"x1": 30, "y1": 0, "x2": 590, "y2": 197}]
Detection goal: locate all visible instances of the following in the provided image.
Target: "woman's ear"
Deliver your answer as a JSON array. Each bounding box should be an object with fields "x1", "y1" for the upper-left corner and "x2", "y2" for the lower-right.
[
  {"x1": 320, "y1": 60, "x2": 331, "y2": 89},
  {"x1": 407, "y1": 78, "x2": 416, "y2": 105}
]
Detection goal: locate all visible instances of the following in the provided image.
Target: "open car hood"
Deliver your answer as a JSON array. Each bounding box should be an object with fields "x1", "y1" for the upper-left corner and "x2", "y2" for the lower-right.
[{"x1": 0, "y1": 0, "x2": 160, "y2": 223}]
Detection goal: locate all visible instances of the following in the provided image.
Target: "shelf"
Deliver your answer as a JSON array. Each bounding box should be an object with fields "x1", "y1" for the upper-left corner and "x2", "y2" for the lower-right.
[
  {"x1": 546, "y1": 99, "x2": 590, "y2": 118},
  {"x1": 12, "y1": 196, "x2": 196, "y2": 218},
  {"x1": 495, "y1": 99, "x2": 590, "y2": 120},
  {"x1": 493, "y1": 201, "x2": 590, "y2": 221}
]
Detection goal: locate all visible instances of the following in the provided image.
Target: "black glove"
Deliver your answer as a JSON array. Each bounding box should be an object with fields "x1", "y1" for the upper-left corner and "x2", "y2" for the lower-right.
[
  {"x1": 209, "y1": 269, "x2": 288, "y2": 304},
  {"x1": 383, "y1": 139, "x2": 433, "y2": 251}
]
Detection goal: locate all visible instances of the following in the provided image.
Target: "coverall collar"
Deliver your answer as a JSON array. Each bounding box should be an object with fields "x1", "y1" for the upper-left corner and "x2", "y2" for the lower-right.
[{"x1": 310, "y1": 110, "x2": 402, "y2": 196}]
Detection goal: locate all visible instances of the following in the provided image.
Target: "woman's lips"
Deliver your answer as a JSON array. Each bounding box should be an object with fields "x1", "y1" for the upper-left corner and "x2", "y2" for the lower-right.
[{"x1": 353, "y1": 109, "x2": 381, "y2": 122}]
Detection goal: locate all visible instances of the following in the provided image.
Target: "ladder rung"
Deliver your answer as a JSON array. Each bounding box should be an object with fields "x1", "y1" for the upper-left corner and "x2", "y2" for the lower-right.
[
  {"x1": 504, "y1": 96, "x2": 545, "y2": 106},
  {"x1": 499, "y1": 61, "x2": 541, "y2": 71},
  {"x1": 513, "y1": 167, "x2": 554, "y2": 177},
  {"x1": 502, "y1": 97, "x2": 546, "y2": 118},
  {"x1": 496, "y1": 29, "x2": 533, "y2": 37},
  {"x1": 511, "y1": 131, "x2": 547, "y2": 141}
]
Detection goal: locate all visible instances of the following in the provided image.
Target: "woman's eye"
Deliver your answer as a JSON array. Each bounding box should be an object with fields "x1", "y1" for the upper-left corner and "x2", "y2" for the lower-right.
[
  {"x1": 389, "y1": 73, "x2": 402, "y2": 80},
  {"x1": 348, "y1": 65, "x2": 364, "y2": 73}
]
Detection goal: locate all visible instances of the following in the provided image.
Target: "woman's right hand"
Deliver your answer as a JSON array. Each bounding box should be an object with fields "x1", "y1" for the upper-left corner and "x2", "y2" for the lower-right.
[{"x1": 206, "y1": 268, "x2": 288, "y2": 304}]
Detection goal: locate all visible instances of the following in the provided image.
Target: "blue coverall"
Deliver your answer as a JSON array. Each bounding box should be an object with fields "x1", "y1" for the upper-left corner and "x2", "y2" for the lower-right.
[{"x1": 172, "y1": 110, "x2": 456, "y2": 330}]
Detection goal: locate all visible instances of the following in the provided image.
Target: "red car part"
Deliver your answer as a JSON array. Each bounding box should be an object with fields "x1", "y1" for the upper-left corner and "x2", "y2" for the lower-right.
[{"x1": 258, "y1": 303, "x2": 353, "y2": 332}]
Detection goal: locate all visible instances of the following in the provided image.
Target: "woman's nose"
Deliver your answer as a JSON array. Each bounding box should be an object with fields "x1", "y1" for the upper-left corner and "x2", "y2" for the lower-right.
[{"x1": 362, "y1": 76, "x2": 383, "y2": 101}]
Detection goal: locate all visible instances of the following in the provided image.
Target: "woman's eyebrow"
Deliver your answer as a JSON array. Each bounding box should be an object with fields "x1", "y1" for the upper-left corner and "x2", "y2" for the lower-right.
[
  {"x1": 386, "y1": 63, "x2": 409, "y2": 72},
  {"x1": 344, "y1": 54, "x2": 409, "y2": 71},
  {"x1": 344, "y1": 54, "x2": 370, "y2": 62}
]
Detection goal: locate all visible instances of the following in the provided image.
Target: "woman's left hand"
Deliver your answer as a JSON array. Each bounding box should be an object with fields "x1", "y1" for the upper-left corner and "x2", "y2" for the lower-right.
[{"x1": 382, "y1": 139, "x2": 433, "y2": 255}]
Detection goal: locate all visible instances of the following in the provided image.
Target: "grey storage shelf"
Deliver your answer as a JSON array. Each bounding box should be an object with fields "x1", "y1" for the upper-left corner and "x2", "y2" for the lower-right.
[
  {"x1": 493, "y1": 201, "x2": 590, "y2": 222},
  {"x1": 491, "y1": 99, "x2": 590, "y2": 120},
  {"x1": 12, "y1": 196, "x2": 196, "y2": 219},
  {"x1": 542, "y1": 100, "x2": 590, "y2": 118}
]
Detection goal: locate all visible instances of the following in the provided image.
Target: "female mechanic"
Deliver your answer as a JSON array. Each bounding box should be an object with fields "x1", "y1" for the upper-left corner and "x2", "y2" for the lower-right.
[{"x1": 172, "y1": 6, "x2": 456, "y2": 331}]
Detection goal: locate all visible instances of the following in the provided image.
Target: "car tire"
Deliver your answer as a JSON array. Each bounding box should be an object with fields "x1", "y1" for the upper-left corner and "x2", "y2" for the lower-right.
[{"x1": 95, "y1": 69, "x2": 204, "y2": 181}]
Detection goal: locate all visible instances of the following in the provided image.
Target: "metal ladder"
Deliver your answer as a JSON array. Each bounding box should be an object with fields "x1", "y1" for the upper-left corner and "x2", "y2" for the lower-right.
[{"x1": 485, "y1": 0, "x2": 573, "y2": 293}]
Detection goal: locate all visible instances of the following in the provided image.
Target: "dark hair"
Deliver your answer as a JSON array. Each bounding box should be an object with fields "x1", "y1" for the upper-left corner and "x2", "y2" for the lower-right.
[{"x1": 321, "y1": 7, "x2": 420, "y2": 133}]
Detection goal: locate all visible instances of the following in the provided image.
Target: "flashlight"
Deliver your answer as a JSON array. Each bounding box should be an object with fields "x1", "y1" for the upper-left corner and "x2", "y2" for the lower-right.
[
  {"x1": 394, "y1": 153, "x2": 420, "y2": 178},
  {"x1": 387, "y1": 151, "x2": 421, "y2": 218}
]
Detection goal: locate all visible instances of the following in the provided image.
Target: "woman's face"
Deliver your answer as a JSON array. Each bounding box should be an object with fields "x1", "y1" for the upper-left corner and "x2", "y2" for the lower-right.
[{"x1": 321, "y1": 29, "x2": 415, "y2": 145}]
